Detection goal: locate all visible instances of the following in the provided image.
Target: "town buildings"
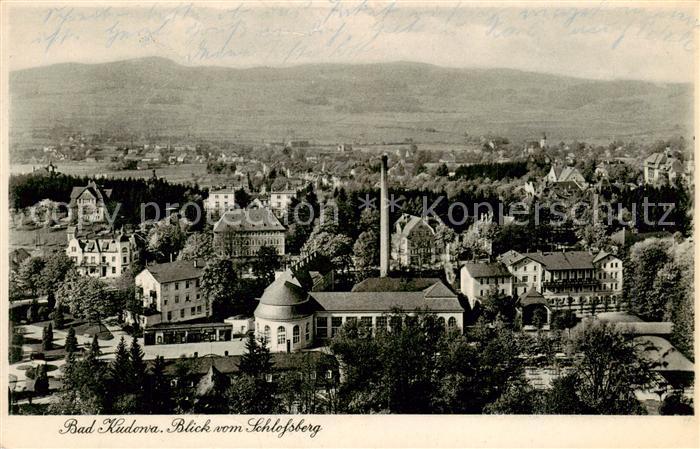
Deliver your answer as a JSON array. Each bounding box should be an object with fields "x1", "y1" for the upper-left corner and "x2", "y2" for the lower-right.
[
  {"x1": 69, "y1": 180, "x2": 112, "y2": 222},
  {"x1": 212, "y1": 205, "x2": 286, "y2": 257},
  {"x1": 644, "y1": 151, "x2": 683, "y2": 184},
  {"x1": 545, "y1": 164, "x2": 588, "y2": 190},
  {"x1": 253, "y1": 271, "x2": 465, "y2": 353},
  {"x1": 135, "y1": 259, "x2": 209, "y2": 330},
  {"x1": 269, "y1": 186, "x2": 298, "y2": 217},
  {"x1": 461, "y1": 250, "x2": 624, "y2": 321},
  {"x1": 65, "y1": 227, "x2": 135, "y2": 278},
  {"x1": 391, "y1": 213, "x2": 445, "y2": 269},
  {"x1": 204, "y1": 187, "x2": 236, "y2": 214}
]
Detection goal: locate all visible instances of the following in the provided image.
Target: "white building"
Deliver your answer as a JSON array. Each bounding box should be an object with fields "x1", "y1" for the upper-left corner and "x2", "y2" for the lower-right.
[
  {"x1": 254, "y1": 272, "x2": 465, "y2": 353},
  {"x1": 205, "y1": 188, "x2": 237, "y2": 214},
  {"x1": 269, "y1": 188, "x2": 298, "y2": 217},
  {"x1": 391, "y1": 214, "x2": 445, "y2": 268},
  {"x1": 66, "y1": 228, "x2": 133, "y2": 279},
  {"x1": 460, "y1": 262, "x2": 514, "y2": 309},
  {"x1": 69, "y1": 181, "x2": 112, "y2": 223},
  {"x1": 135, "y1": 259, "x2": 209, "y2": 327}
]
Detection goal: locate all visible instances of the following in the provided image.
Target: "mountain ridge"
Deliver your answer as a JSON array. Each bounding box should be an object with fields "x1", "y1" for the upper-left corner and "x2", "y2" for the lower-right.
[{"x1": 10, "y1": 57, "x2": 693, "y2": 145}]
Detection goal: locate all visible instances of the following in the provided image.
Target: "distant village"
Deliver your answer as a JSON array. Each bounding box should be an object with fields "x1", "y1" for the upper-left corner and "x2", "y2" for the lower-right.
[{"x1": 8, "y1": 129, "x2": 695, "y2": 416}]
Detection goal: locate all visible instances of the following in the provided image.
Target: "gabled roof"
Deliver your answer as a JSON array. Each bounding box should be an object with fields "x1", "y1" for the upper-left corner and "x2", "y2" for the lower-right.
[
  {"x1": 213, "y1": 207, "x2": 285, "y2": 233},
  {"x1": 143, "y1": 259, "x2": 206, "y2": 283},
  {"x1": 310, "y1": 288, "x2": 463, "y2": 313},
  {"x1": 351, "y1": 277, "x2": 441, "y2": 293},
  {"x1": 634, "y1": 336, "x2": 694, "y2": 372},
  {"x1": 423, "y1": 281, "x2": 457, "y2": 298},
  {"x1": 394, "y1": 214, "x2": 437, "y2": 239},
  {"x1": 69, "y1": 182, "x2": 112, "y2": 203},
  {"x1": 510, "y1": 251, "x2": 601, "y2": 271},
  {"x1": 518, "y1": 287, "x2": 548, "y2": 307},
  {"x1": 462, "y1": 262, "x2": 511, "y2": 278}
]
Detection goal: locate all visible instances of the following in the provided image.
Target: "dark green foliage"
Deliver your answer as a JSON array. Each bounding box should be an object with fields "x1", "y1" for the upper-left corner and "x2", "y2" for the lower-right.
[
  {"x1": 658, "y1": 394, "x2": 694, "y2": 415},
  {"x1": 10, "y1": 329, "x2": 24, "y2": 363},
  {"x1": 41, "y1": 324, "x2": 53, "y2": 351},
  {"x1": 453, "y1": 161, "x2": 528, "y2": 181},
  {"x1": 251, "y1": 245, "x2": 281, "y2": 285},
  {"x1": 51, "y1": 307, "x2": 65, "y2": 330},
  {"x1": 33, "y1": 364, "x2": 50, "y2": 396},
  {"x1": 64, "y1": 327, "x2": 77, "y2": 354}
]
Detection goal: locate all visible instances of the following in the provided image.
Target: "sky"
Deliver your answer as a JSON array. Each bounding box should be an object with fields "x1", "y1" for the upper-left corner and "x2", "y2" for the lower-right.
[{"x1": 6, "y1": 1, "x2": 699, "y2": 83}]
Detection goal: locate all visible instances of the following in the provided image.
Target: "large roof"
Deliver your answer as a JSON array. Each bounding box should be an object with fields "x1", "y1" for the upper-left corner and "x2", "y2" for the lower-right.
[
  {"x1": 254, "y1": 271, "x2": 314, "y2": 321},
  {"x1": 394, "y1": 214, "x2": 437, "y2": 239},
  {"x1": 351, "y1": 277, "x2": 441, "y2": 292},
  {"x1": 143, "y1": 259, "x2": 206, "y2": 283},
  {"x1": 69, "y1": 181, "x2": 112, "y2": 203},
  {"x1": 518, "y1": 287, "x2": 549, "y2": 307},
  {"x1": 311, "y1": 280, "x2": 462, "y2": 313},
  {"x1": 462, "y1": 262, "x2": 511, "y2": 278},
  {"x1": 634, "y1": 336, "x2": 694, "y2": 372},
  {"x1": 213, "y1": 207, "x2": 285, "y2": 233},
  {"x1": 509, "y1": 251, "x2": 616, "y2": 270}
]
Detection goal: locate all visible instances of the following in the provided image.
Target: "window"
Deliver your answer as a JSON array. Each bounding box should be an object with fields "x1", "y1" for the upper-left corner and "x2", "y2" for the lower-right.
[
  {"x1": 185, "y1": 280, "x2": 190, "y2": 289},
  {"x1": 197, "y1": 305, "x2": 202, "y2": 313},
  {"x1": 360, "y1": 316, "x2": 372, "y2": 329},
  {"x1": 277, "y1": 326, "x2": 286, "y2": 345},
  {"x1": 390, "y1": 316, "x2": 402, "y2": 331},
  {"x1": 522, "y1": 275, "x2": 528, "y2": 283},
  {"x1": 448, "y1": 317, "x2": 457, "y2": 330},
  {"x1": 167, "y1": 311, "x2": 172, "y2": 321},
  {"x1": 185, "y1": 294, "x2": 190, "y2": 302},
  {"x1": 163, "y1": 297, "x2": 169, "y2": 305},
  {"x1": 346, "y1": 317, "x2": 357, "y2": 326},
  {"x1": 163, "y1": 284, "x2": 169, "y2": 291},
  {"x1": 180, "y1": 309, "x2": 185, "y2": 318},
  {"x1": 112, "y1": 256, "x2": 116, "y2": 262},
  {"x1": 331, "y1": 317, "x2": 342, "y2": 337},
  {"x1": 293, "y1": 325, "x2": 300, "y2": 344},
  {"x1": 376, "y1": 316, "x2": 387, "y2": 332},
  {"x1": 437, "y1": 317, "x2": 446, "y2": 328},
  {"x1": 112, "y1": 267, "x2": 116, "y2": 274},
  {"x1": 175, "y1": 282, "x2": 179, "y2": 290},
  {"x1": 326, "y1": 370, "x2": 333, "y2": 380},
  {"x1": 123, "y1": 256, "x2": 127, "y2": 264},
  {"x1": 175, "y1": 295, "x2": 179, "y2": 303},
  {"x1": 305, "y1": 322, "x2": 310, "y2": 341},
  {"x1": 316, "y1": 317, "x2": 328, "y2": 338},
  {"x1": 191, "y1": 307, "x2": 196, "y2": 315},
  {"x1": 264, "y1": 326, "x2": 271, "y2": 343}
]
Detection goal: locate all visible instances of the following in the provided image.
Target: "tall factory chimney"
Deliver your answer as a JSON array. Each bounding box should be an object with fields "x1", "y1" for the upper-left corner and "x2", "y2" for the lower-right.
[{"x1": 380, "y1": 154, "x2": 390, "y2": 277}]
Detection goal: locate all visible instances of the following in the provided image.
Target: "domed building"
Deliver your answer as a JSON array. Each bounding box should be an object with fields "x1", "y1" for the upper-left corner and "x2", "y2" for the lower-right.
[{"x1": 254, "y1": 271, "x2": 315, "y2": 353}]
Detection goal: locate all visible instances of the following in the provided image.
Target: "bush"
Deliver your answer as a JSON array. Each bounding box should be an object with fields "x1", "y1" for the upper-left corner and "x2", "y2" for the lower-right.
[
  {"x1": 10, "y1": 332, "x2": 24, "y2": 363},
  {"x1": 33, "y1": 365, "x2": 49, "y2": 396}
]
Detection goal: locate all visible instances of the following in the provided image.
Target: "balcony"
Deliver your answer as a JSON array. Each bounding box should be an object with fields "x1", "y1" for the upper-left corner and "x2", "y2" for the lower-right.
[{"x1": 542, "y1": 278, "x2": 600, "y2": 289}]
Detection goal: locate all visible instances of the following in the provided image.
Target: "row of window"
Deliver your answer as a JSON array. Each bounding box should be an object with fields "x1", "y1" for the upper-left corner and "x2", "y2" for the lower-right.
[
  {"x1": 163, "y1": 293, "x2": 201, "y2": 306},
  {"x1": 163, "y1": 279, "x2": 200, "y2": 291},
  {"x1": 257, "y1": 323, "x2": 311, "y2": 345},
  {"x1": 165, "y1": 305, "x2": 203, "y2": 321},
  {"x1": 315, "y1": 315, "x2": 457, "y2": 338}
]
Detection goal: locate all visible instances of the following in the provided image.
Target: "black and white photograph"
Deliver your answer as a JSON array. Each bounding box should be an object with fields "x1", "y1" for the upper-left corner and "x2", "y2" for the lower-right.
[{"x1": 1, "y1": 0, "x2": 698, "y2": 447}]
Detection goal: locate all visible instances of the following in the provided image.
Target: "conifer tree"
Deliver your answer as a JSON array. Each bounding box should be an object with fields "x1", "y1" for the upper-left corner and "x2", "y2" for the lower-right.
[{"x1": 64, "y1": 327, "x2": 77, "y2": 354}]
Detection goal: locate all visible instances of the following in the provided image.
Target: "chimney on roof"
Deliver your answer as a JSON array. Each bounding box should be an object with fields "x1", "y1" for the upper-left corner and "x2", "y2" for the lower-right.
[{"x1": 380, "y1": 154, "x2": 390, "y2": 277}]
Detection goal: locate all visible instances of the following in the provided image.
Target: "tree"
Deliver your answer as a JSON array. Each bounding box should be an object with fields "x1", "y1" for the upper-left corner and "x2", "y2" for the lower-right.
[
  {"x1": 146, "y1": 356, "x2": 173, "y2": 414},
  {"x1": 178, "y1": 232, "x2": 214, "y2": 261},
  {"x1": 658, "y1": 393, "x2": 694, "y2": 415},
  {"x1": 57, "y1": 275, "x2": 113, "y2": 325},
  {"x1": 484, "y1": 378, "x2": 539, "y2": 414},
  {"x1": 201, "y1": 258, "x2": 241, "y2": 319},
  {"x1": 625, "y1": 238, "x2": 672, "y2": 321},
  {"x1": 251, "y1": 245, "x2": 281, "y2": 284},
  {"x1": 40, "y1": 252, "x2": 74, "y2": 293},
  {"x1": 110, "y1": 337, "x2": 131, "y2": 395},
  {"x1": 26, "y1": 299, "x2": 40, "y2": 323},
  {"x1": 51, "y1": 307, "x2": 65, "y2": 330},
  {"x1": 146, "y1": 217, "x2": 188, "y2": 262},
  {"x1": 46, "y1": 291, "x2": 56, "y2": 311},
  {"x1": 42, "y1": 323, "x2": 54, "y2": 351},
  {"x1": 229, "y1": 334, "x2": 277, "y2": 413},
  {"x1": 540, "y1": 373, "x2": 591, "y2": 414},
  {"x1": 353, "y1": 229, "x2": 379, "y2": 281},
  {"x1": 33, "y1": 363, "x2": 50, "y2": 396},
  {"x1": 129, "y1": 337, "x2": 147, "y2": 392},
  {"x1": 10, "y1": 329, "x2": 24, "y2": 363},
  {"x1": 436, "y1": 163, "x2": 449, "y2": 177},
  {"x1": 64, "y1": 327, "x2": 78, "y2": 354},
  {"x1": 572, "y1": 321, "x2": 653, "y2": 414},
  {"x1": 480, "y1": 289, "x2": 518, "y2": 325},
  {"x1": 17, "y1": 256, "x2": 46, "y2": 297}
]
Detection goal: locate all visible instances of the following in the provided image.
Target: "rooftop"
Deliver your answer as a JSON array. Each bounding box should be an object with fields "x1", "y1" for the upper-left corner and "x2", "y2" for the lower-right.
[
  {"x1": 213, "y1": 207, "x2": 285, "y2": 233},
  {"x1": 143, "y1": 259, "x2": 206, "y2": 283},
  {"x1": 462, "y1": 262, "x2": 512, "y2": 278},
  {"x1": 351, "y1": 277, "x2": 441, "y2": 293}
]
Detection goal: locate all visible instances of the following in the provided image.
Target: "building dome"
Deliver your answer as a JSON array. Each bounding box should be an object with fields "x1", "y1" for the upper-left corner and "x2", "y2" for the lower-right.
[{"x1": 254, "y1": 271, "x2": 314, "y2": 321}]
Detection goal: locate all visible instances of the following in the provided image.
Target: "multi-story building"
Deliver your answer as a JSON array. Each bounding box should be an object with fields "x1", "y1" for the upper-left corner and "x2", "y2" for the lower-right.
[
  {"x1": 204, "y1": 188, "x2": 236, "y2": 214},
  {"x1": 506, "y1": 250, "x2": 623, "y2": 314},
  {"x1": 213, "y1": 206, "x2": 286, "y2": 258},
  {"x1": 459, "y1": 262, "x2": 513, "y2": 309},
  {"x1": 254, "y1": 272, "x2": 464, "y2": 353},
  {"x1": 644, "y1": 152, "x2": 683, "y2": 185},
  {"x1": 269, "y1": 187, "x2": 298, "y2": 217},
  {"x1": 135, "y1": 259, "x2": 209, "y2": 328},
  {"x1": 66, "y1": 227, "x2": 134, "y2": 278},
  {"x1": 391, "y1": 214, "x2": 445, "y2": 268},
  {"x1": 545, "y1": 164, "x2": 587, "y2": 190},
  {"x1": 69, "y1": 180, "x2": 112, "y2": 222}
]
